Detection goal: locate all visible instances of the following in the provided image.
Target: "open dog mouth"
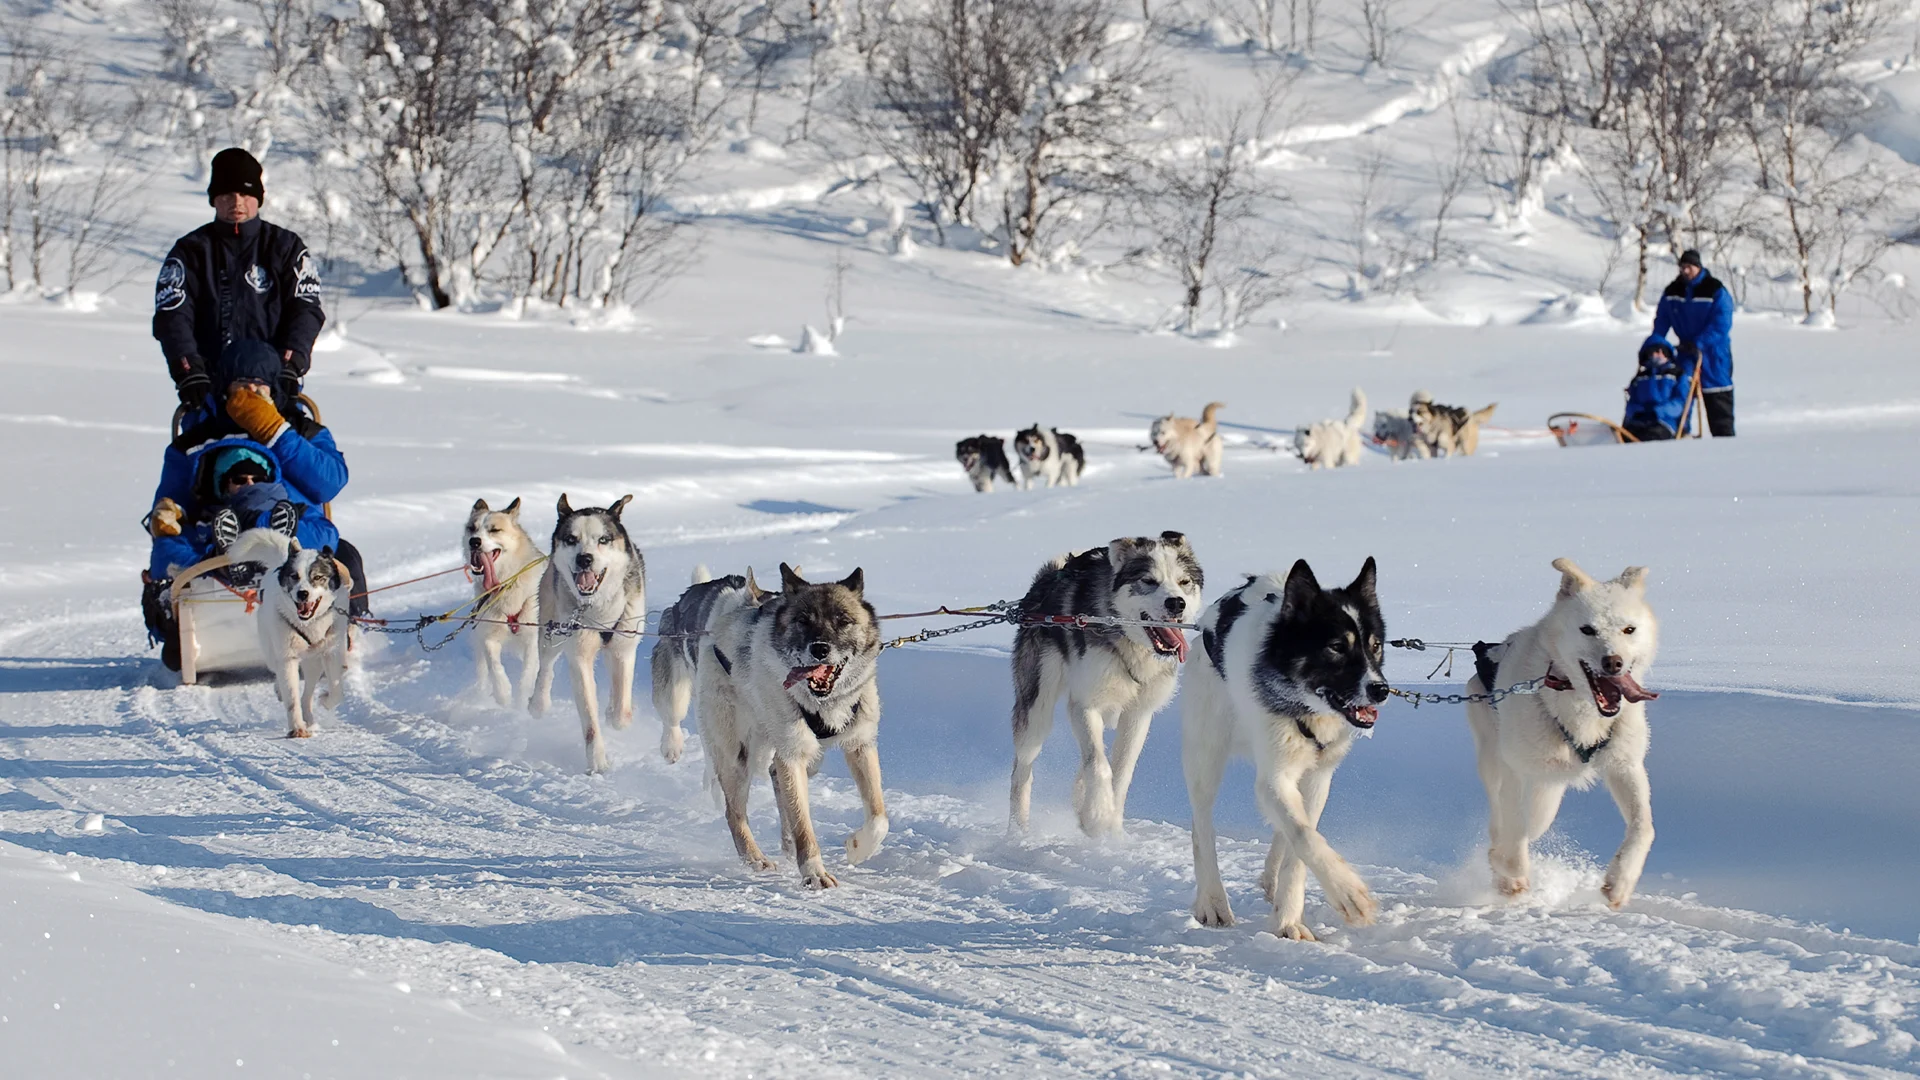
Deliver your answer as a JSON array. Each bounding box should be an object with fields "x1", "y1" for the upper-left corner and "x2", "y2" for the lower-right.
[
  {"x1": 1579, "y1": 661, "x2": 1658, "y2": 717},
  {"x1": 295, "y1": 596, "x2": 323, "y2": 621},
  {"x1": 470, "y1": 546, "x2": 501, "y2": 591},
  {"x1": 1320, "y1": 690, "x2": 1378, "y2": 729},
  {"x1": 784, "y1": 662, "x2": 844, "y2": 697},
  {"x1": 574, "y1": 566, "x2": 606, "y2": 596},
  {"x1": 1143, "y1": 619, "x2": 1188, "y2": 662}
]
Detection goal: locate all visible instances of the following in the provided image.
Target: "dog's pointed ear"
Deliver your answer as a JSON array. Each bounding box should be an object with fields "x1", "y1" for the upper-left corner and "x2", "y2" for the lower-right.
[
  {"x1": 319, "y1": 544, "x2": 334, "y2": 561},
  {"x1": 1106, "y1": 537, "x2": 1139, "y2": 568},
  {"x1": 1553, "y1": 557, "x2": 1595, "y2": 597},
  {"x1": 608, "y1": 494, "x2": 632, "y2": 519},
  {"x1": 838, "y1": 567, "x2": 865, "y2": 595},
  {"x1": 556, "y1": 493, "x2": 573, "y2": 517},
  {"x1": 471, "y1": 497, "x2": 489, "y2": 514},
  {"x1": 1280, "y1": 559, "x2": 1320, "y2": 615},
  {"x1": 1159, "y1": 530, "x2": 1189, "y2": 550},
  {"x1": 745, "y1": 567, "x2": 770, "y2": 603},
  {"x1": 1347, "y1": 556, "x2": 1378, "y2": 605},
  {"x1": 288, "y1": 537, "x2": 302, "y2": 555},
  {"x1": 779, "y1": 562, "x2": 807, "y2": 592},
  {"x1": 504, "y1": 497, "x2": 521, "y2": 517},
  {"x1": 1616, "y1": 565, "x2": 1649, "y2": 594}
]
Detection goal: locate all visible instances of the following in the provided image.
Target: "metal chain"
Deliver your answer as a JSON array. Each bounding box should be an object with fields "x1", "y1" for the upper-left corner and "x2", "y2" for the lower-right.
[{"x1": 1384, "y1": 676, "x2": 1550, "y2": 709}]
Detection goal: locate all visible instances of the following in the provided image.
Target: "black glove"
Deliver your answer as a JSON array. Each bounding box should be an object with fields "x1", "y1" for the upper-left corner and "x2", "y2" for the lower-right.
[
  {"x1": 175, "y1": 368, "x2": 211, "y2": 407},
  {"x1": 277, "y1": 349, "x2": 308, "y2": 396}
]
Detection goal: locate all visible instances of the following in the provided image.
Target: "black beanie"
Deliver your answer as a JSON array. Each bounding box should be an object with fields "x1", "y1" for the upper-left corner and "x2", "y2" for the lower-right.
[
  {"x1": 208, "y1": 147, "x2": 265, "y2": 204},
  {"x1": 1678, "y1": 248, "x2": 1703, "y2": 269}
]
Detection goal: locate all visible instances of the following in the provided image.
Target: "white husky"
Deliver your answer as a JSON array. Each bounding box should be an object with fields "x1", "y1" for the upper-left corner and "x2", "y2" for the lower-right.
[
  {"x1": 463, "y1": 497, "x2": 544, "y2": 707},
  {"x1": 1465, "y1": 558, "x2": 1660, "y2": 909},
  {"x1": 1293, "y1": 388, "x2": 1368, "y2": 469},
  {"x1": 529, "y1": 494, "x2": 647, "y2": 775},
  {"x1": 233, "y1": 530, "x2": 351, "y2": 739}
]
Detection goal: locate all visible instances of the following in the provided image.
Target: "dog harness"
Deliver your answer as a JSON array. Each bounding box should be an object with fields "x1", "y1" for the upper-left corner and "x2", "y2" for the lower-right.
[
  {"x1": 796, "y1": 698, "x2": 857, "y2": 742},
  {"x1": 1292, "y1": 716, "x2": 1326, "y2": 752},
  {"x1": 1472, "y1": 642, "x2": 1610, "y2": 764}
]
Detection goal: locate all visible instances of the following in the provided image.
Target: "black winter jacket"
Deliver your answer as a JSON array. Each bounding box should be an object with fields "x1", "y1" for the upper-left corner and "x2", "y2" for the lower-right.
[{"x1": 153, "y1": 217, "x2": 326, "y2": 385}]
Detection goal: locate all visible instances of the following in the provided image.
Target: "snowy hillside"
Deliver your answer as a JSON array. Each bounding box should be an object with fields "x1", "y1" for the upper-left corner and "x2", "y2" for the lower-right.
[{"x1": 5, "y1": 0, "x2": 1920, "y2": 1075}]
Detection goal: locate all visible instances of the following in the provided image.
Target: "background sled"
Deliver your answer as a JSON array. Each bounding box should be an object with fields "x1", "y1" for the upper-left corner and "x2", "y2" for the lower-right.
[{"x1": 1548, "y1": 355, "x2": 1707, "y2": 446}]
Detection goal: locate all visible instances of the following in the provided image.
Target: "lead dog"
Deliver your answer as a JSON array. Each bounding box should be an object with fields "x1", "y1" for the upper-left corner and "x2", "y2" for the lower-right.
[
  {"x1": 699, "y1": 564, "x2": 888, "y2": 889},
  {"x1": 1185, "y1": 558, "x2": 1388, "y2": 939},
  {"x1": 1009, "y1": 533, "x2": 1203, "y2": 837},
  {"x1": 1372, "y1": 407, "x2": 1426, "y2": 461},
  {"x1": 529, "y1": 494, "x2": 646, "y2": 774},
  {"x1": 1150, "y1": 402, "x2": 1224, "y2": 478},
  {"x1": 955, "y1": 435, "x2": 1016, "y2": 492},
  {"x1": 1294, "y1": 388, "x2": 1368, "y2": 470},
  {"x1": 1465, "y1": 559, "x2": 1659, "y2": 909},
  {"x1": 463, "y1": 497, "x2": 543, "y2": 707},
  {"x1": 233, "y1": 530, "x2": 351, "y2": 739},
  {"x1": 1013, "y1": 424, "x2": 1086, "y2": 489}
]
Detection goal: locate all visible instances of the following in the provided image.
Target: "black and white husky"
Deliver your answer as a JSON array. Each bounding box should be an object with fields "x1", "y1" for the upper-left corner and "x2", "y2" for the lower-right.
[
  {"x1": 463, "y1": 497, "x2": 543, "y2": 707},
  {"x1": 1184, "y1": 558, "x2": 1388, "y2": 939},
  {"x1": 698, "y1": 565, "x2": 888, "y2": 889},
  {"x1": 529, "y1": 494, "x2": 646, "y2": 775},
  {"x1": 955, "y1": 435, "x2": 1016, "y2": 493},
  {"x1": 233, "y1": 531, "x2": 351, "y2": 739},
  {"x1": 1008, "y1": 533, "x2": 1203, "y2": 837},
  {"x1": 1012, "y1": 424, "x2": 1086, "y2": 489},
  {"x1": 1466, "y1": 559, "x2": 1659, "y2": 909}
]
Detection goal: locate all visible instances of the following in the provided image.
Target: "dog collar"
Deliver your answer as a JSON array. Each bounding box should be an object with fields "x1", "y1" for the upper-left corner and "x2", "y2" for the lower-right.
[{"x1": 1293, "y1": 716, "x2": 1326, "y2": 752}]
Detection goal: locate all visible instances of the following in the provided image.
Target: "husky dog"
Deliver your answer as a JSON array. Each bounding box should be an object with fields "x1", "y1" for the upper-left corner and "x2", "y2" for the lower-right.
[
  {"x1": 1009, "y1": 533, "x2": 1203, "y2": 837},
  {"x1": 1466, "y1": 559, "x2": 1660, "y2": 909},
  {"x1": 649, "y1": 565, "x2": 760, "y2": 763},
  {"x1": 1293, "y1": 388, "x2": 1369, "y2": 470},
  {"x1": 463, "y1": 497, "x2": 544, "y2": 707},
  {"x1": 699, "y1": 564, "x2": 887, "y2": 889},
  {"x1": 955, "y1": 435, "x2": 1016, "y2": 493},
  {"x1": 1410, "y1": 391, "x2": 1498, "y2": 457},
  {"x1": 1372, "y1": 407, "x2": 1426, "y2": 461},
  {"x1": 1012, "y1": 424, "x2": 1086, "y2": 489},
  {"x1": 234, "y1": 530, "x2": 351, "y2": 739},
  {"x1": 1149, "y1": 402, "x2": 1224, "y2": 478},
  {"x1": 529, "y1": 493, "x2": 646, "y2": 775},
  {"x1": 1185, "y1": 558, "x2": 1388, "y2": 939}
]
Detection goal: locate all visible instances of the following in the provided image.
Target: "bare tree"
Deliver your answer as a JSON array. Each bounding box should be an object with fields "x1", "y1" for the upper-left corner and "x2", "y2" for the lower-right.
[
  {"x1": 1357, "y1": 0, "x2": 1401, "y2": 67},
  {"x1": 1133, "y1": 78, "x2": 1294, "y2": 332}
]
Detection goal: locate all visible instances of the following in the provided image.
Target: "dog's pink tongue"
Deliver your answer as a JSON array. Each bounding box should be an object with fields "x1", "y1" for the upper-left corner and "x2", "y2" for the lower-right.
[
  {"x1": 785, "y1": 664, "x2": 832, "y2": 690},
  {"x1": 1614, "y1": 672, "x2": 1659, "y2": 703},
  {"x1": 481, "y1": 551, "x2": 501, "y2": 593},
  {"x1": 575, "y1": 568, "x2": 598, "y2": 592}
]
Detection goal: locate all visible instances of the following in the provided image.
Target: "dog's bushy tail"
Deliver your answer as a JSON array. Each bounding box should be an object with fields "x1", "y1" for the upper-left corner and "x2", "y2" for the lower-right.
[
  {"x1": 1199, "y1": 401, "x2": 1225, "y2": 431},
  {"x1": 226, "y1": 528, "x2": 292, "y2": 568},
  {"x1": 1471, "y1": 402, "x2": 1498, "y2": 424},
  {"x1": 1345, "y1": 387, "x2": 1368, "y2": 429},
  {"x1": 691, "y1": 564, "x2": 712, "y2": 585}
]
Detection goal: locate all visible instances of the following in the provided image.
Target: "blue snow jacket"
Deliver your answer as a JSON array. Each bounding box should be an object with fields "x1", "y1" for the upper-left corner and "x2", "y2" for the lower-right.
[
  {"x1": 1650, "y1": 269, "x2": 1734, "y2": 389},
  {"x1": 148, "y1": 405, "x2": 347, "y2": 578},
  {"x1": 1622, "y1": 336, "x2": 1696, "y2": 440}
]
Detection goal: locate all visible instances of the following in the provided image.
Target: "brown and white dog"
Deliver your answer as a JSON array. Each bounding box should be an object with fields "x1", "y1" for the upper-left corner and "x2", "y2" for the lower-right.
[
  {"x1": 463, "y1": 497, "x2": 544, "y2": 707},
  {"x1": 1409, "y1": 391, "x2": 1498, "y2": 457},
  {"x1": 1149, "y1": 402, "x2": 1225, "y2": 478}
]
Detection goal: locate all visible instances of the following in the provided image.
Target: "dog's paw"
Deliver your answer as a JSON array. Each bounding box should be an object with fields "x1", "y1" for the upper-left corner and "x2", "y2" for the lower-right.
[
  {"x1": 528, "y1": 695, "x2": 549, "y2": 718},
  {"x1": 1319, "y1": 863, "x2": 1377, "y2": 927},
  {"x1": 609, "y1": 705, "x2": 634, "y2": 731},
  {"x1": 660, "y1": 724, "x2": 686, "y2": 764},
  {"x1": 1271, "y1": 921, "x2": 1318, "y2": 942},
  {"x1": 1495, "y1": 873, "x2": 1530, "y2": 898},
  {"x1": 1601, "y1": 871, "x2": 1636, "y2": 910},
  {"x1": 585, "y1": 750, "x2": 611, "y2": 776},
  {"x1": 845, "y1": 816, "x2": 889, "y2": 866},
  {"x1": 1074, "y1": 787, "x2": 1119, "y2": 837},
  {"x1": 1192, "y1": 888, "x2": 1234, "y2": 928},
  {"x1": 287, "y1": 728, "x2": 312, "y2": 739},
  {"x1": 801, "y1": 861, "x2": 839, "y2": 890}
]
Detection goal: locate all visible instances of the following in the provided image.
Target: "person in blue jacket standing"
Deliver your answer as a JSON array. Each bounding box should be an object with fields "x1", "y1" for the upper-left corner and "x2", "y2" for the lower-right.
[
  {"x1": 1649, "y1": 248, "x2": 1735, "y2": 436},
  {"x1": 141, "y1": 342, "x2": 369, "y2": 670}
]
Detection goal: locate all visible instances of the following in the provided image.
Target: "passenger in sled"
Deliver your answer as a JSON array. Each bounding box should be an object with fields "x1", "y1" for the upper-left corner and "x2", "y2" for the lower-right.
[{"x1": 1621, "y1": 336, "x2": 1701, "y2": 443}]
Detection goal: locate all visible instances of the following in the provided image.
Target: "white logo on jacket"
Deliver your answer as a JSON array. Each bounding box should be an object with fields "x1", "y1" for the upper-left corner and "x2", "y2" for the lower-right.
[
  {"x1": 155, "y1": 258, "x2": 187, "y2": 311},
  {"x1": 245, "y1": 264, "x2": 272, "y2": 294}
]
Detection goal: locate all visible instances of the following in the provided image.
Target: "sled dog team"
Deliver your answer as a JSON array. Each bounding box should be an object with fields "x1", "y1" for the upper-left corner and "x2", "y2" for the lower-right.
[
  {"x1": 960, "y1": 392, "x2": 1500, "y2": 489},
  {"x1": 234, "y1": 489, "x2": 1661, "y2": 937}
]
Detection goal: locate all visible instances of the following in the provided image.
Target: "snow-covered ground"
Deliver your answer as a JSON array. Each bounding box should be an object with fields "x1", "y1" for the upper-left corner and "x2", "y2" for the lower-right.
[{"x1": 6, "y1": 0, "x2": 1920, "y2": 1074}]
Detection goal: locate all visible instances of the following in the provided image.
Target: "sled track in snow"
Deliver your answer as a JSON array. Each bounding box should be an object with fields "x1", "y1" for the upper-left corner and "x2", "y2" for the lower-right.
[{"x1": 1, "y1": 611, "x2": 1916, "y2": 1078}]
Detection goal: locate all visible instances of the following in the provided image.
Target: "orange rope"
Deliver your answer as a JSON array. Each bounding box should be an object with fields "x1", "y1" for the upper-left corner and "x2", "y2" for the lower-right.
[{"x1": 350, "y1": 564, "x2": 469, "y2": 601}]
